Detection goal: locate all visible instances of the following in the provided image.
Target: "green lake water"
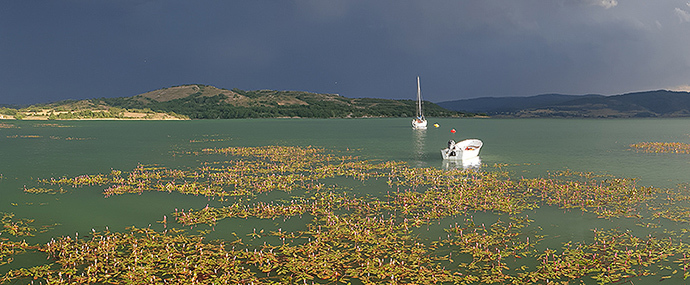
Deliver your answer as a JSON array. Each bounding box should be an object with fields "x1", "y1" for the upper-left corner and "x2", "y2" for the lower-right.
[{"x1": 1, "y1": 118, "x2": 690, "y2": 283}]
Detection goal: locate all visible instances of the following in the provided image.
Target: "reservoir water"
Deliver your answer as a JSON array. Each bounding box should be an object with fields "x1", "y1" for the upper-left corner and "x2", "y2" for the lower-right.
[{"x1": 1, "y1": 118, "x2": 690, "y2": 283}]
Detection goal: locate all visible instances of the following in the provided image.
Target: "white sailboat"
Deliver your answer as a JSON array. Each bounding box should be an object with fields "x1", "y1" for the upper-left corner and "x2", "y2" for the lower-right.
[
  {"x1": 411, "y1": 76, "x2": 428, "y2": 129},
  {"x1": 441, "y1": 138, "x2": 483, "y2": 161}
]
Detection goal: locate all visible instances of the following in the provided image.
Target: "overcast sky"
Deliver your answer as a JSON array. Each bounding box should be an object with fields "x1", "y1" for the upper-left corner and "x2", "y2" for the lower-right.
[{"x1": 2, "y1": 0, "x2": 690, "y2": 105}]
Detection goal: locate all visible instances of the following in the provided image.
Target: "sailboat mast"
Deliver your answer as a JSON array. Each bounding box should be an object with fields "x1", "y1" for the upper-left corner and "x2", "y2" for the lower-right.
[{"x1": 416, "y1": 76, "x2": 423, "y2": 117}]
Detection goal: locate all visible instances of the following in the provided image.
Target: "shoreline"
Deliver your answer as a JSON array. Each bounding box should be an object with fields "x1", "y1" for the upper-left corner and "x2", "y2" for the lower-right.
[
  {"x1": 0, "y1": 111, "x2": 189, "y2": 121},
  {"x1": 0, "y1": 117, "x2": 188, "y2": 121}
]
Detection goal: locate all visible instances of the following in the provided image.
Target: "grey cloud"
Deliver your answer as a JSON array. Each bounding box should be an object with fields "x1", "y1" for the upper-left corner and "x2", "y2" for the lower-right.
[
  {"x1": 675, "y1": 7, "x2": 690, "y2": 22},
  {"x1": 587, "y1": 0, "x2": 618, "y2": 9},
  {"x1": 2, "y1": 1, "x2": 690, "y2": 105}
]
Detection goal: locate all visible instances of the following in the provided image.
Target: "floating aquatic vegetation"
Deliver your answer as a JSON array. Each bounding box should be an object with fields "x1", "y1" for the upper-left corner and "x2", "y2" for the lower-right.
[
  {"x1": 630, "y1": 142, "x2": 690, "y2": 154},
  {"x1": 49, "y1": 135, "x2": 95, "y2": 140},
  {"x1": 4, "y1": 216, "x2": 690, "y2": 284},
  {"x1": 40, "y1": 147, "x2": 402, "y2": 198},
  {"x1": 438, "y1": 216, "x2": 534, "y2": 283},
  {"x1": 23, "y1": 187, "x2": 67, "y2": 195},
  {"x1": 0, "y1": 240, "x2": 30, "y2": 266},
  {"x1": 36, "y1": 145, "x2": 661, "y2": 224},
  {"x1": 40, "y1": 173, "x2": 111, "y2": 188},
  {"x1": 1, "y1": 212, "x2": 37, "y2": 237},
  {"x1": 189, "y1": 134, "x2": 232, "y2": 143},
  {"x1": 34, "y1": 123, "x2": 72, "y2": 128},
  {"x1": 646, "y1": 183, "x2": 690, "y2": 224},
  {"x1": 5, "y1": 135, "x2": 41, "y2": 139},
  {"x1": 14, "y1": 145, "x2": 690, "y2": 283},
  {"x1": 518, "y1": 228, "x2": 674, "y2": 283},
  {"x1": 524, "y1": 170, "x2": 657, "y2": 218},
  {"x1": 0, "y1": 123, "x2": 16, "y2": 129},
  {"x1": 0, "y1": 221, "x2": 467, "y2": 284},
  {"x1": 65, "y1": 137, "x2": 95, "y2": 141},
  {"x1": 1, "y1": 227, "x2": 257, "y2": 284}
]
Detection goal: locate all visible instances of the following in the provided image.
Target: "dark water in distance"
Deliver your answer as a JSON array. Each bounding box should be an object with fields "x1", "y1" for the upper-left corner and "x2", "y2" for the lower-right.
[{"x1": 1, "y1": 118, "x2": 690, "y2": 282}]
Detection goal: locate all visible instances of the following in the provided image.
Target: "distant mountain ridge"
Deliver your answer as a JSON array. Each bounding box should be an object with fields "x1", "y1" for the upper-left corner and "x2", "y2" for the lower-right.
[{"x1": 437, "y1": 90, "x2": 690, "y2": 118}]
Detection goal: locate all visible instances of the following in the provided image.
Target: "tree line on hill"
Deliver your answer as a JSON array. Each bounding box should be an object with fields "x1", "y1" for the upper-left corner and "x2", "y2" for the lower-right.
[
  {"x1": 2, "y1": 85, "x2": 472, "y2": 120},
  {"x1": 96, "y1": 90, "x2": 469, "y2": 119}
]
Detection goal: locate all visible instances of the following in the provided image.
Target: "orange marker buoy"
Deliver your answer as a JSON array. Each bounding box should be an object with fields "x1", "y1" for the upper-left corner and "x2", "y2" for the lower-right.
[{"x1": 451, "y1": 129, "x2": 456, "y2": 133}]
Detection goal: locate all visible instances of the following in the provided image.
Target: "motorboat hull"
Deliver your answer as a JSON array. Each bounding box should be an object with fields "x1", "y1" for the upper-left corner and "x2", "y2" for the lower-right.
[
  {"x1": 441, "y1": 139, "x2": 483, "y2": 160},
  {"x1": 442, "y1": 156, "x2": 481, "y2": 170}
]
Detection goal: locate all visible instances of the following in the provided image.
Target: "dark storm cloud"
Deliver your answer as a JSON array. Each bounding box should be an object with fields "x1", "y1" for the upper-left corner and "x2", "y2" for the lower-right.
[{"x1": 1, "y1": 1, "x2": 689, "y2": 105}]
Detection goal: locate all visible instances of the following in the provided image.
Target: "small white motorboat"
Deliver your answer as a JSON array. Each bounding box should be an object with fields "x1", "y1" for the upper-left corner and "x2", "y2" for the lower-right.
[{"x1": 441, "y1": 139, "x2": 483, "y2": 160}]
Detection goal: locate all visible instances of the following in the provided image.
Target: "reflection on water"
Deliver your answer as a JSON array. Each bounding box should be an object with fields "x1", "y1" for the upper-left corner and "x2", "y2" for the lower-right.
[
  {"x1": 442, "y1": 156, "x2": 481, "y2": 170},
  {"x1": 411, "y1": 129, "x2": 426, "y2": 166}
]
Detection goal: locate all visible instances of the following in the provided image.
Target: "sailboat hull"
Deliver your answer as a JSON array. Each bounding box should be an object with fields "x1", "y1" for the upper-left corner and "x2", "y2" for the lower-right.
[{"x1": 412, "y1": 118, "x2": 427, "y2": 129}]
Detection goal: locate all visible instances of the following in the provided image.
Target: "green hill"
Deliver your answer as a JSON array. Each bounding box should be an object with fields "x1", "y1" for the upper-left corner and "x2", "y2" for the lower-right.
[{"x1": 94, "y1": 84, "x2": 470, "y2": 119}]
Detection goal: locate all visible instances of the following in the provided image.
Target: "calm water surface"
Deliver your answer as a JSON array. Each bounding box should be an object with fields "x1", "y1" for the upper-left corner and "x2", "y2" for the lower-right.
[{"x1": 1, "y1": 118, "x2": 690, "y2": 282}]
